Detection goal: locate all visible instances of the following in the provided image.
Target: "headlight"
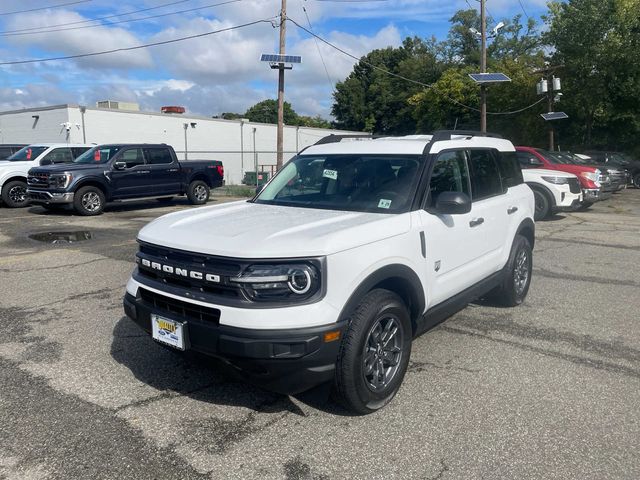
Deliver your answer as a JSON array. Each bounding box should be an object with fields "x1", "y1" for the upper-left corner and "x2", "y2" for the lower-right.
[
  {"x1": 541, "y1": 176, "x2": 569, "y2": 185},
  {"x1": 230, "y1": 262, "x2": 321, "y2": 302},
  {"x1": 49, "y1": 173, "x2": 73, "y2": 189},
  {"x1": 579, "y1": 170, "x2": 600, "y2": 187}
]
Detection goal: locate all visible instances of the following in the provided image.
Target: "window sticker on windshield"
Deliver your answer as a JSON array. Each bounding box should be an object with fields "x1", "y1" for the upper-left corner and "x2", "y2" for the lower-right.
[
  {"x1": 378, "y1": 199, "x2": 392, "y2": 209},
  {"x1": 322, "y1": 169, "x2": 338, "y2": 180}
]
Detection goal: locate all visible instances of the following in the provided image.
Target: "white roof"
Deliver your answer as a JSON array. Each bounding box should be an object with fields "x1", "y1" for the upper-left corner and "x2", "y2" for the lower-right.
[{"x1": 302, "y1": 134, "x2": 515, "y2": 156}]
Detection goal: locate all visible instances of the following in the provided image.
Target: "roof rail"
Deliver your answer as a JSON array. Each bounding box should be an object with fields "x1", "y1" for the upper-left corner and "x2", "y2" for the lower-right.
[
  {"x1": 431, "y1": 130, "x2": 503, "y2": 142},
  {"x1": 314, "y1": 134, "x2": 375, "y2": 145}
]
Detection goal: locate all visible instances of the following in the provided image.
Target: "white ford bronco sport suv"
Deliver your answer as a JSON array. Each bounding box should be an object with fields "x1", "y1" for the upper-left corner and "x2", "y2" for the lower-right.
[{"x1": 124, "y1": 131, "x2": 535, "y2": 414}]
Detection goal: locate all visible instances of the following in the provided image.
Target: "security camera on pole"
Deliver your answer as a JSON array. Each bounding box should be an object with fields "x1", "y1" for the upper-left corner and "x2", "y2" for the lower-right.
[
  {"x1": 468, "y1": 0, "x2": 509, "y2": 132},
  {"x1": 536, "y1": 70, "x2": 567, "y2": 150}
]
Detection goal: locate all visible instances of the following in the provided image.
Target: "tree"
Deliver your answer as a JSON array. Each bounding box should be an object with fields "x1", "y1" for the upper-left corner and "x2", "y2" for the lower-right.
[
  {"x1": 244, "y1": 99, "x2": 299, "y2": 125},
  {"x1": 545, "y1": 0, "x2": 640, "y2": 152},
  {"x1": 331, "y1": 37, "x2": 442, "y2": 134}
]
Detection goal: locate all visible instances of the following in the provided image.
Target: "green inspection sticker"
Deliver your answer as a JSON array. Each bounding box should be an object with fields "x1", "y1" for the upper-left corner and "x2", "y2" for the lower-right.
[{"x1": 378, "y1": 199, "x2": 392, "y2": 209}]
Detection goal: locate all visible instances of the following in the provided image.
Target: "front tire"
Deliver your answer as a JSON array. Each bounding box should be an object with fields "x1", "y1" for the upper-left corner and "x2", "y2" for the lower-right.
[
  {"x1": 1, "y1": 180, "x2": 29, "y2": 208},
  {"x1": 73, "y1": 186, "x2": 105, "y2": 216},
  {"x1": 531, "y1": 188, "x2": 551, "y2": 221},
  {"x1": 492, "y1": 235, "x2": 533, "y2": 307},
  {"x1": 187, "y1": 180, "x2": 209, "y2": 205},
  {"x1": 333, "y1": 289, "x2": 412, "y2": 414}
]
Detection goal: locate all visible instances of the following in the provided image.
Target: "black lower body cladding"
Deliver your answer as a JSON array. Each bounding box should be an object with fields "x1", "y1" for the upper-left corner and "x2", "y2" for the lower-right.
[{"x1": 123, "y1": 292, "x2": 346, "y2": 394}]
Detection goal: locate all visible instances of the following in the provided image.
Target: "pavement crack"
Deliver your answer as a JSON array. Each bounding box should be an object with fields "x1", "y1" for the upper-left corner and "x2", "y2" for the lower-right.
[
  {"x1": 426, "y1": 459, "x2": 449, "y2": 480},
  {"x1": 113, "y1": 381, "x2": 219, "y2": 413},
  {"x1": 533, "y1": 267, "x2": 640, "y2": 287},
  {"x1": 0, "y1": 257, "x2": 108, "y2": 273},
  {"x1": 408, "y1": 360, "x2": 480, "y2": 374},
  {"x1": 441, "y1": 326, "x2": 640, "y2": 380},
  {"x1": 539, "y1": 237, "x2": 640, "y2": 251}
]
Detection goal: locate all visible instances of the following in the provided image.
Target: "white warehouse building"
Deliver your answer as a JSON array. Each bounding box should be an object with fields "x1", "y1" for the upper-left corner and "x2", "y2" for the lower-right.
[{"x1": 0, "y1": 104, "x2": 361, "y2": 185}]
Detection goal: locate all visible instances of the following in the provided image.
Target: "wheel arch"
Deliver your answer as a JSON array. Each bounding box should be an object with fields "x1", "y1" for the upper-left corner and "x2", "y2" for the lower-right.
[
  {"x1": 74, "y1": 179, "x2": 109, "y2": 200},
  {"x1": 516, "y1": 217, "x2": 535, "y2": 250},
  {"x1": 2, "y1": 175, "x2": 28, "y2": 187},
  {"x1": 338, "y1": 264, "x2": 425, "y2": 335},
  {"x1": 188, "y1": 172, "x2": 210, "y2": 186},
  {"x1": 526, "y1": 182, "x2": 556, "y2": 207}
]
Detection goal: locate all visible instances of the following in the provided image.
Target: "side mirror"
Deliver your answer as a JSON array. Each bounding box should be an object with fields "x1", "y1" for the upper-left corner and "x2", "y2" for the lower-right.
[
  {"x1": 434, "y1": 191, "x2": 472, "y2": 215},
  {"x1": 39, "y1": 159, "x2": 52, "y2": 166},
  {"x1": 114, "y1": 161, "x2": 126, "y2": 170},
  {"x1": 529, "y1": 157, "x2": 543, "y2": 167},
  {"x1": 255, "y1": 184, "x2": 264, "y2": 195}
]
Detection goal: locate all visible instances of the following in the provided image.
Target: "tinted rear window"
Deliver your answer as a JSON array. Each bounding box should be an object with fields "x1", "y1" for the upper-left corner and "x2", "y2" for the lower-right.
[{"x1": 144, "y1": 148, "x2": 173, "y2": 165}]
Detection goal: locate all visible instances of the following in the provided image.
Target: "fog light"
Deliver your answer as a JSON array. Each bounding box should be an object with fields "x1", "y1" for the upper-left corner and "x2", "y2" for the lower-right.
[{"x1": 324, "y1": 331, "x2": 341, "y2": 343}]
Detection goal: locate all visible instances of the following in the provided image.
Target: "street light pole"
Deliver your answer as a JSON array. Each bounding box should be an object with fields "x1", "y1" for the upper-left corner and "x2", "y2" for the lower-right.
[
  {"x1": 183, "y1": 123, "x2": 188, "y2": 161},
  {"x1": 480, "y1": 0, "x2": 487, "y2": 132},
  {"x1": 276, "y1": 0, "x2": 287, "y2": 171}
]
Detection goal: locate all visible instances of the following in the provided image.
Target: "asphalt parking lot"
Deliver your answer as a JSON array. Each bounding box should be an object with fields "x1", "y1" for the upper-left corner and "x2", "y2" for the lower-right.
[{"x1": 1, "y1": 191, "x2": 639, "y2": 480}]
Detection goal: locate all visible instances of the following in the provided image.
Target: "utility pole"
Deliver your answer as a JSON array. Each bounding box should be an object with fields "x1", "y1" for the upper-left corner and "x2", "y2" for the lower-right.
[
  {"x1": 276, "y1": 0, "x2": 287, "y2": 171},
  {"x1": 480, "y1": 0, "x2": 487, "y2": 132},
  {"x1": 547, "y1": 83, "x2": 554, "y2": 151}
]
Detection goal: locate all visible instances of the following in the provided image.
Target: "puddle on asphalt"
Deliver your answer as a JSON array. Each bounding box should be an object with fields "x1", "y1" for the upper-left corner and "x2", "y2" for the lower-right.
[{"x1": 28, "y1": 231, "x2": 93, "y2": 244}]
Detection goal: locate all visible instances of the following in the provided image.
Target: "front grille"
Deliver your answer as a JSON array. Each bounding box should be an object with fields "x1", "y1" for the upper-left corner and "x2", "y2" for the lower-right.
[
  {"x1": 567, "y1": 178, "x2": 581, "y2": 193},
  {"x1": 27, "y1": 173, "x2": 49, "y2": 187},
  {"x1": 139, "y1": 288, "x2": 221, "y2": 324},
  {"x1": 137, "y1": 243, "x2": 243, "y2": 298}
]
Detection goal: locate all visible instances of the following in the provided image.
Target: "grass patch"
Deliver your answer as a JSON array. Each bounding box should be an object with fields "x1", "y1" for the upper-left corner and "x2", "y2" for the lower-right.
[{"x1": 214, "y1": 185, "x2": 255, "y2": 197}]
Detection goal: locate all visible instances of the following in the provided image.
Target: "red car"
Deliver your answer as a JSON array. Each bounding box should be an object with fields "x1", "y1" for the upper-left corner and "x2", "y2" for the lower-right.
[{"x1": 515, "y1": 146, "x2": 610, "y2": 207}]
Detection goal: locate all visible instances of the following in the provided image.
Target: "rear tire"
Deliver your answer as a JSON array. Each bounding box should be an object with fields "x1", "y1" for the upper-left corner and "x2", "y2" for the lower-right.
[
  {"x1": 333, "y1": 289, "x2": 412, "y2": 414},
  {"x1": 1, "y1": 180, "x2": 29, "y2": 208},
  {"x1": 633, "y1": 174, "x2": 640, "y2": 189},
  {"x1": 531, "y1": 188, "x2": 551, "y2": 221},
  {"x1": 73, "y1": 186, "x2": 105, "y2": 216},
  {"x1": 491, "y1": 235, "x2": 532, "y2": 307},
  {"x1": 187, "y1": 180, "x2": 210, "y2": 205}
]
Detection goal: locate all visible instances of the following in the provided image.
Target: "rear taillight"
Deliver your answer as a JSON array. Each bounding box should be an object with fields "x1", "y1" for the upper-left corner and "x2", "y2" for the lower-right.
[{"x1": 216, "y1": 165, "x2": 224, "y2": 178}]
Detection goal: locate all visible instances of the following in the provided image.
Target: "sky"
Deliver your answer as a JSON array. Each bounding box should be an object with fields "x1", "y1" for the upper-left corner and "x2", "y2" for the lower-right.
[{"x1": 0, "y1": 0, "x2": 549, "y2": 118}]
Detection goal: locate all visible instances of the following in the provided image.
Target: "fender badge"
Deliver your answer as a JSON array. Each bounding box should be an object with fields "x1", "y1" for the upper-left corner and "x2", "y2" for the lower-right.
[{"x1": 434, "y1": 260, "x2": 441, "y2": 272}]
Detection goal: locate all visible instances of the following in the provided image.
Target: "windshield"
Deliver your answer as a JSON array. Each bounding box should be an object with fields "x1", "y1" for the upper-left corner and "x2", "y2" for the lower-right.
[
  {"x1": 7, "y1": 146, "x2": 48, "y2": 162},
  {"x1": 539, "y1": 149, "x2": 574, "y2": 165},
  {"x1": 254, "y1": 154, "x2": 424, "y2": 213},
  {"x1": 74, "y1": 145, "x2": 123, "y2": 164}
]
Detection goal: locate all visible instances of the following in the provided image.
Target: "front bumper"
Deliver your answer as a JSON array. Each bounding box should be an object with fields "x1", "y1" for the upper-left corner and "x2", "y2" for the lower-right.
[
  {"x1": 27, "y1": 189, "x2": 74, "y2": 204},
  {"x1": 123, "y1": 291, "x2": 345, "y2": 394},
  {"x1": 582, "y1": 188, "x2": 611, "y2": 202},
  {"x1": 554, "y1": 198, "x2": 582, "y2": 212}
]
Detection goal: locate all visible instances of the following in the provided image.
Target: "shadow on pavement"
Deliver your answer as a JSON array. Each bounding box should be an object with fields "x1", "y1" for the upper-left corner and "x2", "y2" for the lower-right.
[{"x1": 110, "y1": 316, "x2": 346, "y2": 416}]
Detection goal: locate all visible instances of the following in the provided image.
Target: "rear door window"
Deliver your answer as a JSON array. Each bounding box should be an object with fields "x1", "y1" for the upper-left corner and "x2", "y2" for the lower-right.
[
  {"x1": 468, "y1": 149, "x2": 503, "y2": 201},
  {"x1": 120, "y1": 148, "x2": 145, "y2": 169},
  {"x1": 496, "y1": 152, "x2": 524, "y2": 189},
  {"x1": 144, "y1": 148, "x2": 174, "y2": 165},
  {"x1": 41, "y1": 147, "x2": 73, "y2": 164}
]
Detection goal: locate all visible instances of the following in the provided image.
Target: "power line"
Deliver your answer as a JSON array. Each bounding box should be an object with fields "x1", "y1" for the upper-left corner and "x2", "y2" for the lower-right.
[
  {"x1": 0, "y1": 0, "x2": 190, "y2": 35},
  {"x1": 287, "y1": 16, "x2": 545, "y2": 115},
  {"x1": 517, "y1": 0, "x2": 530, "y2": 19},
  {"x1": 0, "y1": 18, "x2": 276, "y2": 66},
  {"x1": 1, "y1": 0, "x2": 242, "y2": 38},
  {"x1": 0, "y1": 0, "x2": 91, "y2": 16},
  {"x1": 301, "y1": 0, "x2": 335, "y2": 93}
]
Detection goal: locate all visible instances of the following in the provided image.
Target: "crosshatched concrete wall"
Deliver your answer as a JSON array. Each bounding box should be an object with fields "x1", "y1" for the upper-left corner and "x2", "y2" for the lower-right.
[{"x1": 0, "y1": 104, "x2": 362, "y2": 185}]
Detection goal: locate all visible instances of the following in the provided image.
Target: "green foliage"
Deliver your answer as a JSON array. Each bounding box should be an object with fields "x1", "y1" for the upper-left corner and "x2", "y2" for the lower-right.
[
  {"x1": 331, "y1": 4, "x2": 640, "y2": 155},
  {"x1": 243, "y1": 100, "x2": 332, "y2": 129}
]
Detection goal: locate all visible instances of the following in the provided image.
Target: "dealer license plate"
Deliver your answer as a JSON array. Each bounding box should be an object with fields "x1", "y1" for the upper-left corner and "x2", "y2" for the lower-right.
[{"x1": 151, "y1": 314, "x2": 185, "y2": 350}]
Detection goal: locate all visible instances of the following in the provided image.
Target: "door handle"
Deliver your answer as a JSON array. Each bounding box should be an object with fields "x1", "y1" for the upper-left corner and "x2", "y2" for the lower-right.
[
  {"x1": 507, "y1": 206, "x2": 518, "y2": 214},
  {"x1": 137, "y1": 170, "x2": 151, "y2": 174},
  {"x1": 168, "y1": 169, "x2": 178, "y2": 172},
  {"x1": 469, "y1": 217, "x2": 484, "y2": 227}
]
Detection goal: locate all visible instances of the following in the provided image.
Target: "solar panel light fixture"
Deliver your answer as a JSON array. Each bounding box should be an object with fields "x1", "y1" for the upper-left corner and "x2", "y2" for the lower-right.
[
  {"x1": 468, "y1": 73, "x2": 511, "y2": 84},
  {"x1": 541, "y1": 112, "x2": 569, "y2": 121},
  {"x1": 260, "y1": 53, "x2": 302, "y2": 70}
]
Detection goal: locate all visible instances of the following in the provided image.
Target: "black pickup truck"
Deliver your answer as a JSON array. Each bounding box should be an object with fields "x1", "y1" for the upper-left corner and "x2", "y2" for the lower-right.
[{"x1": 27, "y1": 144, "x2": 224, "y2": 215}]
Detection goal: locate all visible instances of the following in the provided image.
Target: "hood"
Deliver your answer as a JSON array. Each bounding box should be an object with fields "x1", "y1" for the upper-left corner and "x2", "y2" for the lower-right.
[
  {"x1": 138, "y1": 201, "x2": 411, "y2": 258},
  {"x1": 29, "y1": 163, "x2": 104, "y2": 174},
  {"x1": 522, "y1": 168, "x2": 577, "y2": 179}
]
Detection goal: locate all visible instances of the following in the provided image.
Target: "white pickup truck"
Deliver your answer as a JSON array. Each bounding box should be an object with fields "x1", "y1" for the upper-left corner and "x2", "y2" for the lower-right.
[{"x1": 0, "y1": 144, "x2": 92, "y2": 207}]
